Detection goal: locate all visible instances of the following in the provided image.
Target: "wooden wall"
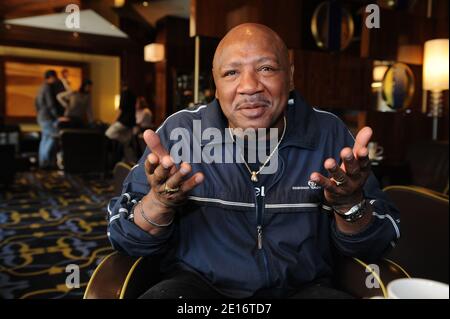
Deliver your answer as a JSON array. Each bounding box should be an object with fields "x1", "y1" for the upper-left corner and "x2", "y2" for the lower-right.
[
  {"x1": 190, "y1": 0, "x2": 305, "y2": 48},
  {"x1": 153, "y1": 16, "x2": 194, "y2": 126},
  {"x1": 292, "y1": 50, "x2": 372, "y2": 110},
  {"x1": 151, "y1": 16, "x2": 217, "y2": 126},
  {"x1": 190, "y1": 0, "x2": 449, "y2": 166}
]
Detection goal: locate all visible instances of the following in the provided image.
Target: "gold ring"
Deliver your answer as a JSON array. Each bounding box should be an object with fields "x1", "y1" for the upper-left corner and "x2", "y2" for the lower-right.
[
  {"x1": 331, "y1": 177, "x2": 346, "y2": 186},
  {"x1": 335, "y1": 180, "x2": 345, "y2": 186},
  {"x1": 163, "y1": 183, "x2": 180, "y2": 194}
]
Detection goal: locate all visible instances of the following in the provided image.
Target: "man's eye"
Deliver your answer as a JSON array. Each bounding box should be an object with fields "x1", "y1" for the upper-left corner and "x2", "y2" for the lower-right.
[
  {"x1": 260, "y1": 66, "x2": 275, "y2": 72},
  {"x1": 223, "y1": 70, "x2": 237, "y2": 77}
]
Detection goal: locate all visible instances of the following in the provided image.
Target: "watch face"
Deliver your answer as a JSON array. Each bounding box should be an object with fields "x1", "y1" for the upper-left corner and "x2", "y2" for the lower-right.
[
  {"x1": 335, "y1": 200, "x2": 366, "y2": 222},
  {"x1": 347, "y1": 210, "x2": 364, "y2": 222}
]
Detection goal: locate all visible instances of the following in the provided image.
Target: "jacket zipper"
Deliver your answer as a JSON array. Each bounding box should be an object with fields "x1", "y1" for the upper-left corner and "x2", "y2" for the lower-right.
[
  {"x1": 256, "y1": 192, "x2": 264, "y2": 250},
  {"x1": 255, "y1": 154, "x2": 286, "y2": 249},
  {"x1": 257, "y1": 225, "x2": 263, "y2": 249},
  {"x1": 253, "y1": 153, "x2": 286, "y2": 286},
  {"x1": 255, "y1": 187, "x2": 271, "y2": 286},
  {"x1": 234, "y1": 140, "x2": 276, "y2": 286}
]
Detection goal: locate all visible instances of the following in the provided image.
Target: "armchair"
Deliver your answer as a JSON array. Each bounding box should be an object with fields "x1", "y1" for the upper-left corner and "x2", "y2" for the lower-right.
[
  {"x1": 83, "y1": 252, "x2": 408, "y2": 299},
  {"x1": 383, "y1": 185, "x2": 449, "y2": 283},
  {"x1": 89, "y1": 164, "x2": 409, "y2": 299}
]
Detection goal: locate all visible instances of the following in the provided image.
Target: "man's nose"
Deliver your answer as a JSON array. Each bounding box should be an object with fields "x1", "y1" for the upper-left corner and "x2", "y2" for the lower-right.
[{"x1": 237, "y1": 71, "x2": 263, "y2": 95}]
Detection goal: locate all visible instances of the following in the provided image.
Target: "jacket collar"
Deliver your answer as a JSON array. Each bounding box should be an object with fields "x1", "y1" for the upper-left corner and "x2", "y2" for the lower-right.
[
  {"x1": 199, "y1": 90, "x2": 319, "y2": 150},
  {"x1": 281, "y1": 91, "x2": 320, "y2": 150}
]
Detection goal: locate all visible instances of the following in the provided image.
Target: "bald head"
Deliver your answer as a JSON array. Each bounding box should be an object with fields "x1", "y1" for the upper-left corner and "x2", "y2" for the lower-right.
[
  {"x1": 213, "y1": 23, "x2": 290, "y2": 70},
  {"x1": 212, "y1": 23, "x2": 294, "y2": 131}
]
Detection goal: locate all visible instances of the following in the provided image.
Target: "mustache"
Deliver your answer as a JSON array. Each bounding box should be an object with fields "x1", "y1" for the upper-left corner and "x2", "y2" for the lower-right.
[{"x1": 235, "y1": 95, "x2": 271, "y2": 109}]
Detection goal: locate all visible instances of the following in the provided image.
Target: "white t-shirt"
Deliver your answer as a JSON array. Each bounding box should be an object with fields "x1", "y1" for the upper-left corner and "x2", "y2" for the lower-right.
[{"x1": 135, "y1": 108, "x2": 153, "y2": 129}]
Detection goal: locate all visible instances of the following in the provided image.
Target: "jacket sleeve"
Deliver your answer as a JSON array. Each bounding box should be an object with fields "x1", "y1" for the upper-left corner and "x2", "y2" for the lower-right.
[
  {"x1": 107, "y1": 124, "x2": 176, "y2": 257},
  {"x1": 107, "y1": 154, "x2": 175, "y2": 257},
  {"x1": 329, "y1": 122, "x2": 401, "y2": 261},
  {"x1": 44, "y1": 85, "x2": 59, "y2": 119}
]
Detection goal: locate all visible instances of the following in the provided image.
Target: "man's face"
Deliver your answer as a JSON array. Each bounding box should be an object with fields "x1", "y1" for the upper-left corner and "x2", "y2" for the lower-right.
[{"x1": 213, "y1": 33, "x2": 292, "y2": 130}]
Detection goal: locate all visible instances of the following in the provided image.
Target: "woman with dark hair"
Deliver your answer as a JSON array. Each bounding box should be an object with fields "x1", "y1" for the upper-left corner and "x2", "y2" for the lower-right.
[
  {"x1": 134, "y1": 96, "x2": 153, "y2": 134},
  {"x1": 105, "y1": 84, "x2": 136, "y2": 144},
  {"x1": 57, "y1": 79, "x2": 94, "y2": 128}
]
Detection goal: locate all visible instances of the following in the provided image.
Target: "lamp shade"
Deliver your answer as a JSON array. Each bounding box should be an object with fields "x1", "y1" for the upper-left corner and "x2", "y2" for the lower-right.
[
  {"x1": 423, "y1": 39, "x2": 449, "y2": 91},
  {"x1": 144, "y1": 43, "x2": 165, "y2": 62},
  {"x1": 114, "y1": 0, "x2": 125, "y2": 7}
]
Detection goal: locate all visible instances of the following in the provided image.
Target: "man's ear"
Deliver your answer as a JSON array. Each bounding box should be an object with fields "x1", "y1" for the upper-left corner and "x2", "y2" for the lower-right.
[{"x1": 289, "y1": 65, "x2": 295, "y2": 91}]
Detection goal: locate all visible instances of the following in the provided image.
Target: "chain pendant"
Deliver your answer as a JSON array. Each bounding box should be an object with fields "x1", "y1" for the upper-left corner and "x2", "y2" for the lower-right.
[{"x1": 251, "y1": 171, "x2": 258, "y2": 182}]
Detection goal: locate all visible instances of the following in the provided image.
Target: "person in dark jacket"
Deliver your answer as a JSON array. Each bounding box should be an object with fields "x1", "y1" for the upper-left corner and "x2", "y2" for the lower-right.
[
  {"x1": 105, "y1": 84, "x2": 136, "y2": 144},
  {"x1": 35, "y1": 69, "x2": 65, "y2": 169},
  {"x1": 107, "y1": 23, "x2": 400, "y2": 299}
]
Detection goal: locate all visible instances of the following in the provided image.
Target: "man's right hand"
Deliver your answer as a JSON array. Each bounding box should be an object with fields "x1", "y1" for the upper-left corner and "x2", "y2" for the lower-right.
[{"x1": 134, "y1": 129, "x2": 204, "y2": 235}]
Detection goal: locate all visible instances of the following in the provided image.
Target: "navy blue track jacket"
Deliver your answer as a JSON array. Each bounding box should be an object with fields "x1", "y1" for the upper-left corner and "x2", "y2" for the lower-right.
[{"x1": 107, "y1": 91, "x2": 400, "y2": 298}]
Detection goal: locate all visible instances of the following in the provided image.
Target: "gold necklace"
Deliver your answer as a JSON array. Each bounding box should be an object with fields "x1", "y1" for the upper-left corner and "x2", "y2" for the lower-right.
[{"x1": 228, "y1": 116, "x2": 287, "y2": 182}]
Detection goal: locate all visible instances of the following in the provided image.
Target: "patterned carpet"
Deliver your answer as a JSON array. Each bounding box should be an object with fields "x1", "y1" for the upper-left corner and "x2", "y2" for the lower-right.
[{"x1": 0, "y1": 170, "x2": 115, "y2": 299}]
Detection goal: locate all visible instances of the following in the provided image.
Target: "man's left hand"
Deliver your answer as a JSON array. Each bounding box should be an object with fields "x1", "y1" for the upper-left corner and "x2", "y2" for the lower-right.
[{"x1": 310, "y1": 126, "x2": 373, "y2": 209}]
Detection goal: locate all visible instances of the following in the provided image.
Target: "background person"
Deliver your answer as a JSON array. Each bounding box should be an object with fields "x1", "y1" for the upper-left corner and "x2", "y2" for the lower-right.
[
  {"x1": 57, "y1": 79, "x2": 94, "y2": 129},
  {"x1": 34, "y1": 70, "x2": 65, "y2": 169},
  {"x1": 105, "y1": 84, "x2": 136, "y2": 144},
  {"x1": 134, "y1": 96, "x2": 153, "y2": 134}
]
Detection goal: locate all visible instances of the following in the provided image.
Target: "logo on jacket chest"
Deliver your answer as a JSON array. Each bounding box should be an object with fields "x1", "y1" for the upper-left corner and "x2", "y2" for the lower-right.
[
  {"x1": 254, "y1": 181, "x2": 321, "y2": 197},
  {"x1": 255, "y1": 186, "x2": 265, "y2": 197},
  {"x1": 292, "y1": 180, "x2": 322, "y2": 190}
]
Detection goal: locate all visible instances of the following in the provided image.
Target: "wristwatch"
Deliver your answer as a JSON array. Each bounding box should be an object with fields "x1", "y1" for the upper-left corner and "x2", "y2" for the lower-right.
[{"x1": 333, "y1": 199, "x2": 367, "y2": 223}]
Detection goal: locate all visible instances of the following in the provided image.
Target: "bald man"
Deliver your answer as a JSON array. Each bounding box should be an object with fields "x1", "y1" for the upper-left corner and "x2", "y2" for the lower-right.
[{"x1": 107, "y1": 23, "x2": 400, "y2": 299}]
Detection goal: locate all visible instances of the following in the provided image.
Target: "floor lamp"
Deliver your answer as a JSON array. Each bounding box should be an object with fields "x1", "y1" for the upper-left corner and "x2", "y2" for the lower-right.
[{"x1": 423, "y1": 39, "x2": 449, "y2": 141}]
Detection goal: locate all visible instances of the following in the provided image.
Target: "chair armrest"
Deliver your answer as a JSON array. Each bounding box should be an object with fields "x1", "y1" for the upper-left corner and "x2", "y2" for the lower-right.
[
  {"x1": 84, "y1": 253, "x2": 410, "y2": 299},
  {"x1": 334, "y1": 256, "x2": 410, "y2": 298},
  {"x1": 83, "y1": 252, "x2": 161, "y2": 299}
]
